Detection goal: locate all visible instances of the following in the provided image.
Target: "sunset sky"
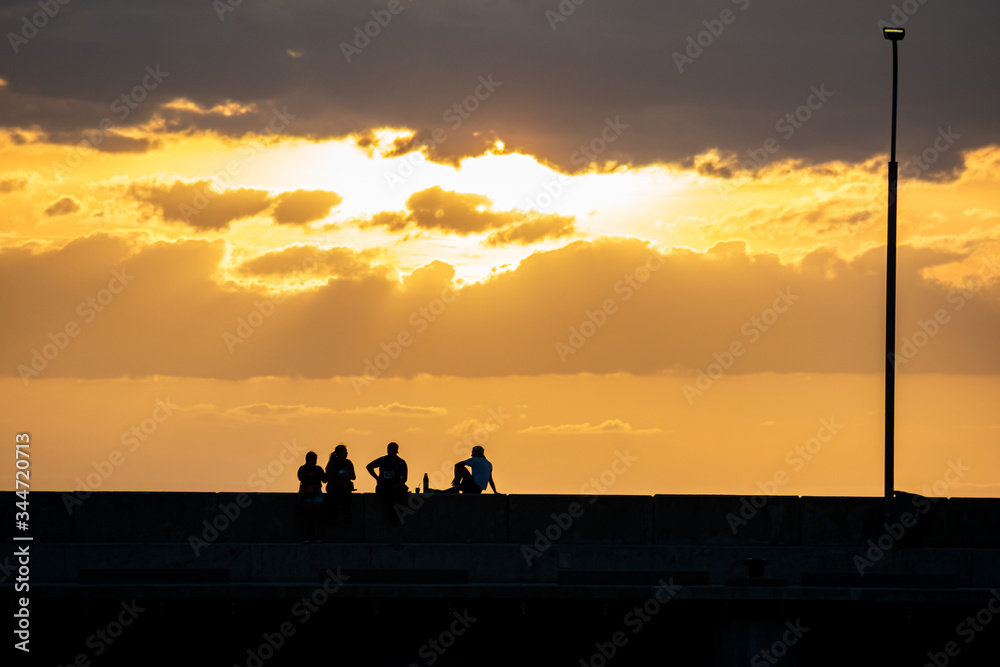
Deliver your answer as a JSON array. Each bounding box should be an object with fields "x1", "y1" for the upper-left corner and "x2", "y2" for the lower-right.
[{"x1": 2, "y1": 0, "x2": 998, "y2": 499}]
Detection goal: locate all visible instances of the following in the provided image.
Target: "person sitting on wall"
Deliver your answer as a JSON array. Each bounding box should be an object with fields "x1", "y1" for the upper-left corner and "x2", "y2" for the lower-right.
[{"x1": 442, "y1": 446, "x2": 497, "y2": 494}]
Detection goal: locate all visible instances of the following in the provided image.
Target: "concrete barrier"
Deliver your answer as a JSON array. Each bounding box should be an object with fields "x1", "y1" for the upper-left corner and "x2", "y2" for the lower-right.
[
  {"x1": 7, "y1": 492, "x2": 1000, "y2": 547},
  {"x1": 891, "y1": 492, "x2": 951, "y2": 547},
  {"x1": 507, "y1": 494, "x2": 652, "y2": 544},
  {"x1": 71, "y1": 492, "x2": 218, "y2": 543},
  {"x1": 948, "y1": 498, "x2": 1000, "y2": 547},
  {"x1": 654, "y1": 495, "x2": 800, "y2": 545},
  {"x1": 215, "y1": 491, "x2": 294, "y2": 542},
  {"x1": 363, "y1": 492, "x2": 508, "y2": 543},
  {"x1": 798, "y1": 496, "x2": 884, "y2": 545},
  {"x1": 25, "y1": 491, "x2": 75, "y2": 542}
]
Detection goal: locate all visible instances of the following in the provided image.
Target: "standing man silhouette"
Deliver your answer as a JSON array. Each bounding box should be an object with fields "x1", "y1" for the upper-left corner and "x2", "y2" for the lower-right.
[{"x1": 366, "y1": 442, "x2": 408, "y2": 522}]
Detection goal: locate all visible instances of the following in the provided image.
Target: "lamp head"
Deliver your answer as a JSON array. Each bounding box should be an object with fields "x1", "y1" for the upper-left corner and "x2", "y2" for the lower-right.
[{"x1": 882, "y1": 27, "x2": 905, "y2": 41}]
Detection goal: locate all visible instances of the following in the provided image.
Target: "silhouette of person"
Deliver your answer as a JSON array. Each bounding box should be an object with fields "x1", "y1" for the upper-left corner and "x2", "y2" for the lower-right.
[
  {"x1": 446, "y1": 445, "x2": 497, "y2": 494},
  {"x1": 325, "y1": 444, "x2": 355, "y2": 525},
  {"x1": 366, "y1": 442, "x2": 408, "y2": 522},
  {"x1": 297, "y1": 451, "x2": 326, "y2": 542}
]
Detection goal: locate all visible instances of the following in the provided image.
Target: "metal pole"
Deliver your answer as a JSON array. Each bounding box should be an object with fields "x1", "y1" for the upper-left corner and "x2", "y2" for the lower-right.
[{"x1": 885, "y1": 39, "x2": 899, "y2": 519}]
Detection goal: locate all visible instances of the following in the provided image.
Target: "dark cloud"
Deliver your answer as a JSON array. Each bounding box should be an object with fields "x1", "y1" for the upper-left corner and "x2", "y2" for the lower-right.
[
  {"x1": 126, "y1": 180, "x2": 345, "y2": 229},
  {"x1": 271, "y1": 189, "x2": 343, "y2": 225},
  {"x1": 0, "y1": 173, "x2": 28, "y2": 193},
  {"x1": 86, "y1": 133, "x2": 161, "y2": 154},
  {"x1": 0, "y1": 1, "x2": 995, "y2": 176},
  {"x1": 691, "y1": 155, "x2": 736, "y2": 180},
  {"x1": 405, "y1": 186, "x2": 510, "y2": 234},
  {"x1": 484, "y1": 215, "x2": 575, "y2": 247},
  {"x1": 44, "y1": 196, "x2": 81, "y2": 216},
  {"x1": 44, "y1": 128, "x2": 161, "y2": 154},
  {"x1": 359, "y1": 210, "x2": 408, "y2": 232},
  {"x1": 127, "y1": 180, "x2": 271, "y2": 230},
  {"x1": 359, "y1": 186, "x2": 577, "y2": 245},
  {"x1": 0, "y1": 89, "x2": 164, "y2": 154},
  {"x1": 235, "y1": 244, "x2": 380, "y2": 278}
]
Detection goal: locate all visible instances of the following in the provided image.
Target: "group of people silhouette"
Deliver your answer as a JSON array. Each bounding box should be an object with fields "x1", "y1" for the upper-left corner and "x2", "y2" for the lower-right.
[{"x1": 296, "y1": 441, "x2": 497, "y2": 542}]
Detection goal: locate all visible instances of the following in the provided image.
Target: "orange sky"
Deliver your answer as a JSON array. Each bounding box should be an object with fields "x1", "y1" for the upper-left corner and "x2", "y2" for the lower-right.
[
  {"x1": 4, "y1": 372, "x2": 999, "y2": 498},
  {"x1": 2, "y1": 126, "x2": 998, "y2": 498}
]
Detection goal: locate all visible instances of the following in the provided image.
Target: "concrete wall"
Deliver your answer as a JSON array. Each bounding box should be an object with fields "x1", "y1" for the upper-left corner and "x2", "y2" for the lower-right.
[
  {"x1": 14, "y1": 491, "x2": 1000, "y2": 546},
  {"x1": 17, "y1": 493, "x2": 1000, "y2": 667}
]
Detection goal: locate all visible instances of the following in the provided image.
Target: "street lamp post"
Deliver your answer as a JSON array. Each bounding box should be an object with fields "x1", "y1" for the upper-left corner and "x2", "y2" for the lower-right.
[{"x1": 883, "y1": 26, "x2": 904, "y2": 520}]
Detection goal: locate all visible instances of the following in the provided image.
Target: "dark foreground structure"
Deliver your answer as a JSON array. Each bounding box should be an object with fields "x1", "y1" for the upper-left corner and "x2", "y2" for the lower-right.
[{"x1": 6, "y1": 491, "x2": 1000, "y2": 665}]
